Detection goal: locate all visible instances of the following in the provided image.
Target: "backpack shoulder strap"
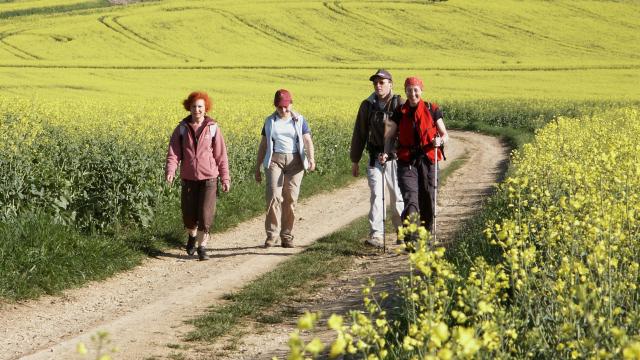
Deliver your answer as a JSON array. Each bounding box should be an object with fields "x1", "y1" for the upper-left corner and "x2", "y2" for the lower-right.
[
  {"x1": 178, "y1": 122, "x2": 188, "y2": 153},
  {"x1": 426, "y1": 101, "x2": 440, "y2": 123},
  {"x1": 209, "y1": 123, "x2": 217, "y2": 139},
  {"x1": 391, "y1": 94, "x2": 400, "y2": 110}
]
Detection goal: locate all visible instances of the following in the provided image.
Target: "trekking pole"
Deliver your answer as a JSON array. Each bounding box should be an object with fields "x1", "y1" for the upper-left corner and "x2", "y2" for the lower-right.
[
  {"x1": 433, "y1": 135, "x2": 440, "y2": 244},
  {"x1": 382, "y1": 161, "x2": 387, "y2": 253}
]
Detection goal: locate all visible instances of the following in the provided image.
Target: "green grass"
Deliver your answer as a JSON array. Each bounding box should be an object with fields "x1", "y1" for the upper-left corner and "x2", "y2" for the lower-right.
[
  {"x1": 0, "y1": 0, "x2": 113, "y2": 20},
  {"x1": 0, "y1": 213, "x2": 142, "y2": 299}
]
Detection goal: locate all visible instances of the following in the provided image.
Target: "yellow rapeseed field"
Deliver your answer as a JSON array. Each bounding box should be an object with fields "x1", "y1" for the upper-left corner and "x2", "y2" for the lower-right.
[{"x1": 288, "y1": 108, "x2": 640, "y2": 359}]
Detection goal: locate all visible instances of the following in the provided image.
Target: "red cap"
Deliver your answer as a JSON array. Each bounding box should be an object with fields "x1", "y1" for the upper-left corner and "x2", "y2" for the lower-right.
[
  {"x1": 274, "y1": 89, "x2": 292, "y2": 107},
  {"x1": 404, "y1": 76, "x2": 424, "y2": 90}
]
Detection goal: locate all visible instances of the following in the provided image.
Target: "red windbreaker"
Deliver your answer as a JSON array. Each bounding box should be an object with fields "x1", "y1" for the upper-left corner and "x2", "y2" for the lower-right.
[{"x1": 396, "y1": 101, "x2": 443, "y2": 164}]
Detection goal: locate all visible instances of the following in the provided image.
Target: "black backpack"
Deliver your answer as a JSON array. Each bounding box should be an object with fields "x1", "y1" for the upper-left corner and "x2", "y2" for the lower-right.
[{"x1": 367, "y1": 94, "x2": 401, "y2": 150}]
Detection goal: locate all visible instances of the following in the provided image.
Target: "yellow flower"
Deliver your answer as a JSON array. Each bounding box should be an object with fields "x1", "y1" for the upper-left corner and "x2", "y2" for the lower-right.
[
  {"x1": 455, "y1": 327, "x2": 480, "y2": 357},
  {"x1": 329, "y1": 336, "x2": 347, "y2": 358},
  {"x1": 297, "y1": 312, "x2": 319, "y2": 330},
  {"x1": 305, "y1": 339, "x2": 325, "y2": 356},
  {"x1": 437, "y1": 347, "x2": 453, "y2": 360},
  {"x1": 433, "y1": 322, "x2": 450, "y2": 344},
  {"x1": 623, "y1": 341, "x2": 640, "y2": 360},
  {"x1": 76, "y1": 342, "x2": 88, "y2": 355},
  {"x1": 477, "y1": 301, "x2": 493, "y2": 315},
  {"x1": 327, "y1": 314, "x2": 343, "y2": 331}
]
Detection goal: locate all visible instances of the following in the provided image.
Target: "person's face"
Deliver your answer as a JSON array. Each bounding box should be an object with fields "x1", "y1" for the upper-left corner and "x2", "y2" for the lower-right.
[
  {"x1": 405, "y1": 85, "x2": 422, "y2": 106},
  {"x1": 372, "y1": 77, "x2": 392, "y2": 98},
  {"x1": 276, "y1": 103, "x2": 292, "y2": 118},
  {"x1": 190, "y1": 99, "x2": 206, "y2": 120}
]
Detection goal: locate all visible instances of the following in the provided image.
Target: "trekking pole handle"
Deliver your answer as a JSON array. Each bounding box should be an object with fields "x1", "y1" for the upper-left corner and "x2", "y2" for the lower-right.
[
  {"x1": 434, "y1": 133, "x2": 442, "y2": 148},
  {"x1": 378, "y1": 152, "x2": 389, "y2": 165}
]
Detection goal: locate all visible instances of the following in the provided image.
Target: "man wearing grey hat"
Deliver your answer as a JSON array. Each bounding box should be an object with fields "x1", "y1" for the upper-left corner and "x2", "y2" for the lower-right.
[{"x1": 350, "y1": 69, "x2": 405, "y2": 247}]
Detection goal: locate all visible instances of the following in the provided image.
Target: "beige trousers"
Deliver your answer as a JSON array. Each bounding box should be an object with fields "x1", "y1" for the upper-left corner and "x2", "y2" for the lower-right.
[{"x1": 265, "y1": 152, "x2": 304, "y2": 242}]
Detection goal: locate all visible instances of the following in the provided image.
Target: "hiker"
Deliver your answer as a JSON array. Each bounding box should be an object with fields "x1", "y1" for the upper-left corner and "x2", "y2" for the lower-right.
[
  {"x1": 254, "y1": 89, "x2": 316, "y2": 248},
  {"x1": 379, "y1": 76, "x2": 448, "y2": 236},
  {"x1": 350, "y1": 69, "x2": 405, "y2": 248},
  {"x1": 165, "y1": 91, "x2": 231, "y2": 261}
]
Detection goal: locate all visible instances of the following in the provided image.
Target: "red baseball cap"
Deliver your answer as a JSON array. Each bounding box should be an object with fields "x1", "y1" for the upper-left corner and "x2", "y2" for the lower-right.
[
  {"x1": 404, "y1": 76, "x2": 424, "y2": 90},
  {"x1": 274, "y1": 89, "x2": 292, "y2": 107}
]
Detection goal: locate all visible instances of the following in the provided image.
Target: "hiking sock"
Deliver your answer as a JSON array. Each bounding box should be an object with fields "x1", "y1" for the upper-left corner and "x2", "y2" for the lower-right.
[{"x1": 196, "y1": 230, "x2": 209, "y2": 248}]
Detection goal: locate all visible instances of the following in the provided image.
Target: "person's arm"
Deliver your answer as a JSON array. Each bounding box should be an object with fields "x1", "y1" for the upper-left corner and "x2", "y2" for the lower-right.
[
  {"x1": 303, "y1": 133, "x2": 316, "y2": 171},
  {"x1": 212, "y1": 128, "x2": 231, "y2": 192},
  {"x1": 165, "y1": 127, "x2": 181, "y2": 183},
  {"x1": 434, "y1": 118, "x2": 449, "y2": 147},
  {"x1": 350, "y1": 101, "x2": 369, "y2": 177},
  {"x1": 255, "y1": 135, "x2": 267, "y2": 183}
]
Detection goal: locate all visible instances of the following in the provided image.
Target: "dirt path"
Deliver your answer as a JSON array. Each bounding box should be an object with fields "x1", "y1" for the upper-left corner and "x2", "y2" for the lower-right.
[
  {"x1": 0, "y1": 131, "x2": 508, "y2": 360},
  {"x1": 197, "y1": 131, "x2": 509, "y2": 360}
]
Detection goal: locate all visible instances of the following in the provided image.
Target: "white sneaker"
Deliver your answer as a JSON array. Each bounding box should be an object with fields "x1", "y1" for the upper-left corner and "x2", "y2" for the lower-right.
[{"x1": 364, "y1": 237, "x2": 384, "y2": 248}]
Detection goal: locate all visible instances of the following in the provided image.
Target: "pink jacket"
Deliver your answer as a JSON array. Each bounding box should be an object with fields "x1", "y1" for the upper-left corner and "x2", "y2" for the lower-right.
[{"x1": 165, "y1": 116, "x2": 231, "y2": 185}]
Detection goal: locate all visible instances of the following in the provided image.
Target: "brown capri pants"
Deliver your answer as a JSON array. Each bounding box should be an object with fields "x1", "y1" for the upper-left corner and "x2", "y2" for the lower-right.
[
  {"x1": 265, "y1": 152, "x2": 304, "y2": 242},
  {"x1": 181, "y1": 178, "x2": 217, "y2": 233}
]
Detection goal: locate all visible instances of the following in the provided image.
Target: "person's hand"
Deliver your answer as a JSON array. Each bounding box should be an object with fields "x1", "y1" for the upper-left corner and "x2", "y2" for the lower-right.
[
  {"x1": 308, "y1": 159, "x2": 316, "y2": 172},
  {"x1": 254, "y1": 167, "x2": 262, "y2": 183},
  {"x1": 222, "y1": 182, "x2": 231, "y2": 192},
  {"x1": 351, "y1": 162, "x2": 359, "y2": 177},
  {"x1": 433, "y1": 136, "x2": 443, "y2": 147},
  {"x1": 166, "y1": 173, "x2": 175, "y2": 184},
  {"x1": 378, "y1": 153, "x2": 388, "y2": 165}
]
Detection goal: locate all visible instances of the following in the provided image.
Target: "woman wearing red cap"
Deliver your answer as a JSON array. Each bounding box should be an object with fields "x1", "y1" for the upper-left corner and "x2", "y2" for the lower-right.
[
  {"x1": 254, "y1": 89, "x2": 316, "y2": 248},
  {"x1": 379, "y1": 77, "x2": 448, "y2": 241},
  {"x1": 166, "y1": 91, "x2": 231, "y2": 260}
]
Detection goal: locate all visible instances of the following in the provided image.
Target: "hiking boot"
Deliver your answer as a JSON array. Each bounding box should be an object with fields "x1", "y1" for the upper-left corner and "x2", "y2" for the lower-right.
[
  {"x1": 186, "y1": 235, "x2": 196, "y2": 256},
  {"x1": 264, "y1": 237, "x2": 275, "y2": 248},
  {"x1": 196, "y1": 246, "x2": 209, "y2": 261},
  {"x1": 281, "y1": 239, "x2": 294, "y2": 248},
  {"x1": 364, "y1": 237, "x2": 384, "y2": 248}
]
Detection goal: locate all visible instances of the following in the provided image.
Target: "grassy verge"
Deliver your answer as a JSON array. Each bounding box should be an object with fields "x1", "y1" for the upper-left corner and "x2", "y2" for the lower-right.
[
  {"x1": 0, "y1": 1, "x2": 113, "y2": 20},
  {"x1": 185, "y1": 147, "x2": 469, "y2": 343},
  {"x1": 0, "y1": 215, "x2": 142, "y2": 299}
]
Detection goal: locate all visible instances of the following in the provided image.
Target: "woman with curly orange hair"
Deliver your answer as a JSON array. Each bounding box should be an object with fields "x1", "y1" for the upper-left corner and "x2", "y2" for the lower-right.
[{"x1": 165, "y1": 91, "x2": 231, "y2": 260}]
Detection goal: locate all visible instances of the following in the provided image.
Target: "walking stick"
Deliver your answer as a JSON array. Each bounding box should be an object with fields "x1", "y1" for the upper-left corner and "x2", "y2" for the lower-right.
[
  {"x1": 382, "y1": 161, "x2": 387, "y2": 253},
  {"x1": 433, "y1": 135, "x2": 440, "y2": 244}
]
